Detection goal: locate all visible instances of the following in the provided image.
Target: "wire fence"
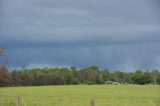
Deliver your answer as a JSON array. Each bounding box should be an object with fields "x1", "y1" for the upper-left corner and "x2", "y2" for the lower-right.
[
  {"x1": 0, "y1": 95, "x2": 96, "y2": 106},
  {"x1": 0, "y1": 95, "x2": 157, "y2": 106}
]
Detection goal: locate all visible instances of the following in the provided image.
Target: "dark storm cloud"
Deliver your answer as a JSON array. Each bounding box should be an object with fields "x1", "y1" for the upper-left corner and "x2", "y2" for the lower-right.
[
  {"x1": 0, "y1": 0, "x2": 160, "y2": 70},
  {"x1": 6, "y1": 43, "x2": 160, "y2": 71}
]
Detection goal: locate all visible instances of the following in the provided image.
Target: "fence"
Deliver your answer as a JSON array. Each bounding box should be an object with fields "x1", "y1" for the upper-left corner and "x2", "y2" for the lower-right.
[{"x1": 0, "y1": 96, "x2": 95, "y2": 106}]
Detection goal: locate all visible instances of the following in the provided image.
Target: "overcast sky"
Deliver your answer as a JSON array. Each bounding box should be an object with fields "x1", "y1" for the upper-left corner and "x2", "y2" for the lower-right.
[{"x1": 0, "y1": 0, "x2": 160, "y2": 71}]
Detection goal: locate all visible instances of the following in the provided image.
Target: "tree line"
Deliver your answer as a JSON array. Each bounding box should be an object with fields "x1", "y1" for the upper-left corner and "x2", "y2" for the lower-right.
[
  {"x1": 0, "y1": 48, "x2": 160, "y2": 86},
  {"x1": 0, "y1": 66, "x2": 160, "y2": 86}
]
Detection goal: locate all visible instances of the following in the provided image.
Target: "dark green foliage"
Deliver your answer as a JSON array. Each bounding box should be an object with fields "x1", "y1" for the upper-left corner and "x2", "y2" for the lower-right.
[
  {"x1": 130, "y1": 70, "x2": 152, "y2": 85},
  {"x1": 0, "y1": 65, "x2": 160, "y2": 86},
  {"x1": 156, "y1": 77, "x2": 160, "y2": 85}
]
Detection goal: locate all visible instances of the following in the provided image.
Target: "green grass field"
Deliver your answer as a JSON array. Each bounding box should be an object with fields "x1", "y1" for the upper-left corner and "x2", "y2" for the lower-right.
[{"x1": 0, "y1": 85, "x2": 160, "y2": 106}]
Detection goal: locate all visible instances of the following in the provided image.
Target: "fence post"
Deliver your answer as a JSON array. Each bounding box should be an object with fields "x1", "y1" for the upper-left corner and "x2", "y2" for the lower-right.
[
  {"x1": 90, "y1": 99, "x2": 95, "y2": 106},
  {"x1": 17, "y1": 96, "x2": 20, "y2": 106}
]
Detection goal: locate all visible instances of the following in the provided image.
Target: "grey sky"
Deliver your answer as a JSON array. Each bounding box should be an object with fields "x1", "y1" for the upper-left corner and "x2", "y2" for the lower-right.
[{"x1": 0, "y1": 0, "x2": 160, "y2": 71}]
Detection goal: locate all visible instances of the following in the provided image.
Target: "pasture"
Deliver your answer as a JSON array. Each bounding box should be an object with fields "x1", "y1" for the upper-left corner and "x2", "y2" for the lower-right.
[{"x1": 0, "y1": 85, "x2": 160, "y2": 106}]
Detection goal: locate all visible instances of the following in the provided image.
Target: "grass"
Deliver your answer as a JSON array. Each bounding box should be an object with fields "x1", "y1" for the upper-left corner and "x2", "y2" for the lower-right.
[{"x1": 0, "y1": 85, "x2": 160, "y2": 106}]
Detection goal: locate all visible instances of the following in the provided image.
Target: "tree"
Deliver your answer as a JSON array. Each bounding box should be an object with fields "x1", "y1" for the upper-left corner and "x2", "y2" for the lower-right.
[
  {"x1": 0, "y1": 66, "x2": 8, "y2": 86},
  {"x1": 100, "y1": 69, "x2": 110, "y2": 83},
  {"x1": 131, "y1": 70, "x2": 152, "y2": 85},
  {"x1": 87, "y1": 66, "x2": 99, "y2": 71},
  {"x1": 114, "y1": 71, "x2": 125, "y2": 83},
  {"x1": 150, "y1": 69, "x2": 160, "y2": 85},
  {"x1": 0, "y1": 48, "x2": 8, "y2": 86},
  {"x1": 157, "y1": 77, "x2": 160, "y2": 85}
]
